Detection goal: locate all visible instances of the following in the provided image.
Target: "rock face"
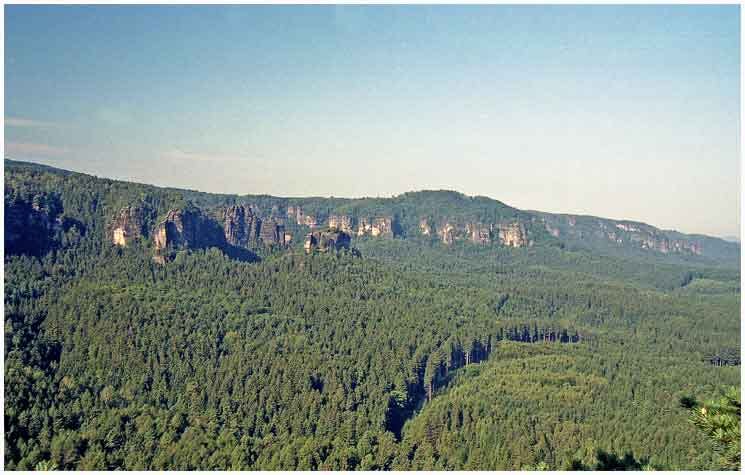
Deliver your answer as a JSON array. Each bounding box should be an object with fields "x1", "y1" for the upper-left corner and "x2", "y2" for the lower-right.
[
  {"x1": 357, "y1": 217, "x2": 394, "y2": 238},
  {"x1": 304, "y1": 229, "x2": 352, "y2": 254},
  {"x1": 222, "y1": 205, "x2": 291, "y2": 248},
  {"x1": 223, "y1": 205, "x2": 258, "y2": 247},
  {"x1": 110, "y1": 206, "x2": 146, "y2": 247},
  {"x1": 259, "y1": 218, "x2": 286, "y2": 246},
  {"x1": 291, "y1": 206, "x2": 318, "y2": 228},
  {"x1": 466, "y1": 222, "x2": 491, "y2": 245},
  {"x1": 438, "y1": 223, "x2": 457, "y2": 245},
  {"x1": 328, "y1": 214, "x2": 354, "y2": 234},
  {"x1": 612, "y1": 221, "x2": 702, "y2": 255},
  {"x1": 153, "y1": 208, "x2": 225, "y2": 262},
  {"x1": 419, "y1": 218, "x2": 433, "y2": 236},
  {"x1": 498, "y1": 222, "x2": 529, "y2": 248}
]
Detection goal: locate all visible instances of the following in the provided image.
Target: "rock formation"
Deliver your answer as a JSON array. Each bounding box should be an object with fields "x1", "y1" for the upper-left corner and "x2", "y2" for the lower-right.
[
  {"x1": 259, "y1": 218, "x2": 286, "y2": 246},
  {"x1": 357, "y1": 217, "x2": 394, "y2": 238},
  {"x1": 611, "y1": 221, "x2": 702, "y2": 255},
  {"x1": 419, "y1": 218, "x2": 433, "y2": 236},
  {"x1": 438, "y1": 223, "x2": 457, "y2": 245},
  {"x1": 498, "y1": 222, "x2": 529, "y2": 248},
  {"x1": 291, "y1": 206, "x2": 318, "y2": 228},
  {"x1": 328, "y1": 214, "x2": 354, "y2": 234},
  {"x1": 466, "y1": 222, "x2": 491, "y2": 245},
  {"x1": 304, "y1": 229, "x2": 352, "y2": 254},
  {"x1": 110, "y1": 206, "x2": 146, "y2": 247},
  {"x1": 153, "y1": 208, "x2": 224, "y2": 262},
  {"x1": 222, "y1": 204, "x2": 293, "y2": 248}
]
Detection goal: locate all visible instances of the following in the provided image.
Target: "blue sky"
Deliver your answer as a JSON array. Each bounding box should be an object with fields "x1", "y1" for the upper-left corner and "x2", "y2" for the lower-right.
[{"x1": 4, "y1": 5, "x2": 741, "y2": 238}]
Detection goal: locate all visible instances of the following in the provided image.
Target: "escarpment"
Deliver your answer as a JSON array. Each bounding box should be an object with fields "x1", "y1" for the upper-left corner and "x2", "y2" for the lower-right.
[
  {"x1": 466, "y1": 222, "x2": 492, "y2": 245},
  {"x1": 223, "y1": 205, "x2": 260, "y2": 247},
  {"x1": 433, "y1": 220, "x2": 530, "y2": 247},
  {"x1": 438, "y1": 222, "x2": 457, "y2": 245},
  {"x1": 153, "y1": 208, "x2": 226, "y2": 262},
  {"x1": 101, "y1": 188, "x2": 717, "y2": 265},
  {"x1": 357, "y1": 217, "x2": 394, "y2": 238},
  {"x1": 328, "y1": 214, "x2": 354, "y2": 234},
  {"x1": 497, "y1": 222, "x2": 529, "y2": 248},
  {"x1": 146, "y1": 204, "x2": 297, "y2": 263},
  {"x1": 289, "y1": 206, "x2": 318, "y2": 228},
  {"x1": 110, "y1": 206, "x2": 146, "y2": 247},
  {"x1": 419, "y1": 218, "x2": 433, "y2": 236},
  {"x1": 259, "y1": 218, "x2": 286, "y2": 246},
  {"x1": 304, "y1": 229, "x2": 352, "y2": 254}
]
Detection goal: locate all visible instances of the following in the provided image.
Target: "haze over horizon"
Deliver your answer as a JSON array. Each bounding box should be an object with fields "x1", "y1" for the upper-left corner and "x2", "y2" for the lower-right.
[{"x1": 4, "y1": 5, "x2": 741, "y2": 239}]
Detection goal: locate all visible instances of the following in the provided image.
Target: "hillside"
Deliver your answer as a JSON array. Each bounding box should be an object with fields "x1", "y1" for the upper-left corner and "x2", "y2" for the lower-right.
[
  {"x1": 4, "y1": 159, "x2": 739, "y2": 268},
  {"x1": 3, "y1": 159, "x2": 740, "y2": 470}
]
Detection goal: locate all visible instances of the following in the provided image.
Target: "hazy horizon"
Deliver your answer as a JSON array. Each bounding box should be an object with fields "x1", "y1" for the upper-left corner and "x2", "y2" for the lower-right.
[
  {"x1": 2, "y1": 157, "x2": 736, "y2": 242},
  {"x1": 4, "y1": 5, "x2": 741, "y2": 238}
]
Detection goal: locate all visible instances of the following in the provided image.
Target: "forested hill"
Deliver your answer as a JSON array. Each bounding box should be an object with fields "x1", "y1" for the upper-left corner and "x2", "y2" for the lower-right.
[
  {"x1": 4, "y1": 159, "x2": 739, "y2": 268},
  {"x1": 4, "y1": 158, "x2": 741, "y2": 470}
]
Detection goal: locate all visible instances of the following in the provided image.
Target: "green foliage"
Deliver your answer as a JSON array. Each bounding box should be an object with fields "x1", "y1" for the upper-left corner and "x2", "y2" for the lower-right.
[
  {"x1": 688, "y1": 387, "x2": 741, "y2": 470},
  {"x1": 4, "y1": 160, "x2": 740, "y2": 470}
]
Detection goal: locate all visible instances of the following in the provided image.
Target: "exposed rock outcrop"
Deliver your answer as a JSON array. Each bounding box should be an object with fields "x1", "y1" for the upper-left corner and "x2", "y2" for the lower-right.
[
  {"x1": 466, "y1": 222, "x2": 491, "y2": 245},
  {"x1": 153, "y1": 208, "x2": 225, "y2": 262},
  {"x1": 438, "y1": 223, "x2": 457, "y2": 245},
  {"x1": 291, "y1": 206, "x2": 318, "y2": 228},
  {"x1": 223, "y1": 205, "x2": 258, "y2": 247},
  {"x1": 259, "y1": 218, "x2": 286, "y2": 246},
  {"x1": 419, "y1": 218, "x2": 433, "y2": 236},
  {"x1": 498, "y1": 222, "x2": 529, "y2": 248},
  {"x1": 110, "y1": 206, "x2": 146, "y2": 247},
  {"x1": 304, "y1": 229, "x2": 352, "y2": 254},
  {"x1": 222, "y1": 204, "x2": 292, "y2": 248},
  {"x1": 612, "y1": 221, "x2": 702, "y2": 255},
  {"x1": 357, "y1": 217, "x2": 394, "y2": 238},
  {"x1": 328, "y1": 214, "x2": 354, "y2": 234}
]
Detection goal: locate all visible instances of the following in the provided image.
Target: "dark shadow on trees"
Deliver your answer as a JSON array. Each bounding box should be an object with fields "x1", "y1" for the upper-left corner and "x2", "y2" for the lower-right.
[
  {"x1": 569, "y1": 449, "x2": 657, "y2": 470},
  {"x1": 223, "y1": 244, "x2": 261, "y2": 263}
]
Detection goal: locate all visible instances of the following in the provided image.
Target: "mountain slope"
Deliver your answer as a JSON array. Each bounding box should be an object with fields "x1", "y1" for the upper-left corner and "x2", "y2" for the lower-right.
[
  {"x1": 4, "y1": 159, "x2": 740, "y2": 470},
  {"x1": 4, "y1": 159, "x2": 738, "y2": 268}
]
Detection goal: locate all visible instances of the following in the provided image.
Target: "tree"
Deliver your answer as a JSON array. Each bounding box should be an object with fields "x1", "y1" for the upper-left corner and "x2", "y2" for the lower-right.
[{"x1": 687, "y1": 387, "x2": 740, "y2": 470}]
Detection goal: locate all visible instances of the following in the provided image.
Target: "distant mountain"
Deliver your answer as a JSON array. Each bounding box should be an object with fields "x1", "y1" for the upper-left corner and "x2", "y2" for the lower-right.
[{"x1": 4, "y1": 159, "x2": 739, "y2": 267}]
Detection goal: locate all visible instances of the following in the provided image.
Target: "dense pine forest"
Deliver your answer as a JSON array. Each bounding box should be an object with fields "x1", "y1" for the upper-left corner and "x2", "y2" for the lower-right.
[{"x1": 4, "y1": 159, "x2": 740, "y2": 470}]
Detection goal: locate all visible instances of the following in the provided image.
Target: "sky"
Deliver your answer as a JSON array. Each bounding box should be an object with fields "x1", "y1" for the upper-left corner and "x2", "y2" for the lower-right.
[{"x1": 4, "y1": 5, "x2": 741, "y2": 238}]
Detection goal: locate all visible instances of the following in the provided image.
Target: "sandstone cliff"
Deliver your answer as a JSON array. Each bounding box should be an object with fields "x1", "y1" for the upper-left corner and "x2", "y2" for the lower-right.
[
  {"x1": 259, "y1": 218, "x2": 286, "y2": 246},
  {"x1": 328, "y1": 214, "x2": 354, "y2": 234},
  {"x1": 437, "y1": 222, "x2": 457, "y2": 245},
  {"x1": 222, "y1": 205, "x2": 260, "y2": 247},
  {"x1": 290, "y1": 206, "x2": 318, "y2": 228},
  {"x1": 466, "y1": 222, "x2": 491, "y2": 245},
  {"x1": 357, "y1": 217, "x2": 394, "y2": 238},
  {"x1": 497, "y1": 222, "x2": 529, "y2": 248},
  {"x1": 419, "y1": 218, "x2": 433, "y2": 236},
  {"x1": 110, "y1": 206, "x2": 146, "y2": 247},
  {"x1": 304, "y1": 229, "x2": 352, "y2": 254},
  {"x1": 153, "y1": 208, "x2": 225, "y2": 262}
]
